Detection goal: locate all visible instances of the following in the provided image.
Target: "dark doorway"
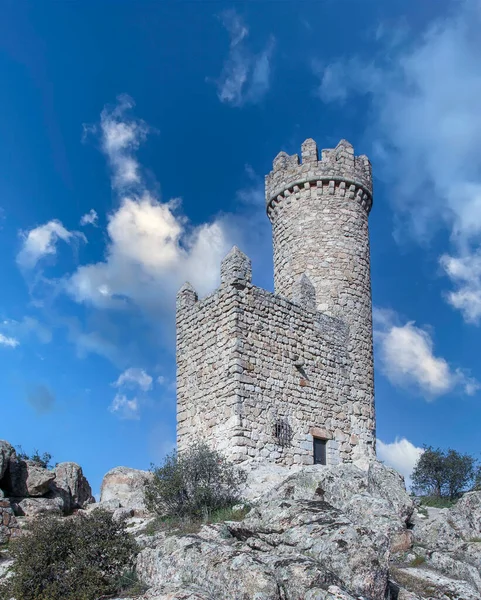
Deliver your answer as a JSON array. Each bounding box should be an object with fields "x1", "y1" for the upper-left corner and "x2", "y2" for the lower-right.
[{"x1": 313, "y1": 437, "x2": 327, "y2": 465}]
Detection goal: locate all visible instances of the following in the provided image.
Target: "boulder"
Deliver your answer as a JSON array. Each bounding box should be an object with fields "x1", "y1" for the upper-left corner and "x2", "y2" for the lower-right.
[
  {"x1": 100, "y1": 466, "x2": 152, "y2": 512},
  {"x1": 0, "y1": 440, "x2": 14, "y2": 482},
  {"x1": 10, "y1": 496, "x2": 63, "y2": 517},
  {"x1": 48, "y1": 462, "x2": 94, "y2": 513},
  {"x1": 25, "y1": 462, "x2": 56, "y2": 496},
  {"x1": 2, "y1": 456, "x2": 28, "y2": 497},
  {"x1": 2, "y1": 457, "x2": 55, "y2": 497}
]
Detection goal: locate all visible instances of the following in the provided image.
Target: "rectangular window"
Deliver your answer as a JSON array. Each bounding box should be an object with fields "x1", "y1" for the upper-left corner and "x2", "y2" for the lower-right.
[{"x1": 313, "y1": 437, "x2": 327, "y2": 465}]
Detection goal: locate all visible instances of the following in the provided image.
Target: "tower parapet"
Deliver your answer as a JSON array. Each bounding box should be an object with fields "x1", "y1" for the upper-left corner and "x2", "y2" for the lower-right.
[{"x1": 265, "y1": 139, "x2": 372, "y2": 220}]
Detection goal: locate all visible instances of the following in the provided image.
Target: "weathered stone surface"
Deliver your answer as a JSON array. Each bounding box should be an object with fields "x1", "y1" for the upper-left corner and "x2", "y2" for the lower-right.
[
  {"x1": 407, "y1": 491, "x2": 481, "y2": 596},
  {"x1": 0, "y1": 499, "x2": 20, "y2": 544},
  {"x1": 3, "y1": 457, "x2": 28, "y2": 497},
  {"x1": 0, "y1": 440, "x2": 14, "y2": 482},
  {"x1": 48, "y1": 462, "x2": 94, "y2": 512},
  {"x1": 136, "y1": 463, "x2": 417, "y2": 600},
  {"x1": 10, "y1": 496, "x2": 64, "y2": 517},
  {"x1": 100, "y1": 466, "x2": 152, "y2": 512},
  {"x1": 177, "y1": 139, "x2": 375, "y2": 469},
  {"x1": 391, "y1": 566, "x2": 479, "y2": 600},
  {"x1": 25, "y1": 462, "x2": 56, "y2": 496},
  {"x1": 2, "y1": 457, "x2": 55, "y2": 497}
]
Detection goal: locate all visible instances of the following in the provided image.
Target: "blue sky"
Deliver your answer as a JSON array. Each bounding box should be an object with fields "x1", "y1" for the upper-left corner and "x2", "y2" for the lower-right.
[{"x1": 1, "y1": 0, "x2": 480, "y2": 494}]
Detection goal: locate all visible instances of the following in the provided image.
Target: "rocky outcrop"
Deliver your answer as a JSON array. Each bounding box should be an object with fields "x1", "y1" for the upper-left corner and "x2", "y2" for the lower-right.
[
  {"x1": 131, "y1": 462, "x2": 481, "y2": 600},
  {"x1": 390, "y1": 492, "x2": 481, "y2": 598},
  {"x1": 0, "y1": 440, "x2": 94, "y2": 528},
  {"x1": 100, "y1": 466, "x2": 152, "y2": 513},
  {"x1": 48, "y1": 462, "x2": 94, "y2": 512},
  {"x1": 135, "y1": 460, "x2": 410, "y2": 599}
]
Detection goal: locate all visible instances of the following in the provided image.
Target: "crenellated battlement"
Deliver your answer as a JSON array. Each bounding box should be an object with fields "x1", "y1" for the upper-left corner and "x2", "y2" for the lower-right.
[{"x1": 265, "y1": 139, "x2": 372, "y2": 219}]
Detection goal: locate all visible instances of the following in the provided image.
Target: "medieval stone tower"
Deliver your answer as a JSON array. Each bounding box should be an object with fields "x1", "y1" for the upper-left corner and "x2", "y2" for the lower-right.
[{"x1": 176, "y1": 138, "x2": 375, "y2": 467}]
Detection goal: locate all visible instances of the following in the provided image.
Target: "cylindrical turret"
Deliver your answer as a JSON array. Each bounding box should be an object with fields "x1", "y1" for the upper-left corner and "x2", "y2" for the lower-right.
[{"x1": 265, "y1": 138, "x2": 375, "y2": 457}]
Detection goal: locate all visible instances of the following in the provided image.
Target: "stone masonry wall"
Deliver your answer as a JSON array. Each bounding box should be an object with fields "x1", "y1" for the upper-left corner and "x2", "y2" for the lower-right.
[
  {"x1": 177, "y1": 248, "x2": 370, "y2": 466},
  {"x1": 176, "y1": 281, "x2": 245, "y2": 456}
]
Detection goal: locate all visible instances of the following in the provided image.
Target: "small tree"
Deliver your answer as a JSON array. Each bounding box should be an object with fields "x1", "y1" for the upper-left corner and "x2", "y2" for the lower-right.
[
  {"x1": 412, "y1": 446, "x2": 478, "y2": 500},
  {"x1": 0, "y1": 510, "x2": 139, "y2": 600},
  {"x1": 444, "y1": 449, "x2": 476, "y2": 500},
  {"x1": 145, "y1": 441, "x2": 247, "y2": 519}
]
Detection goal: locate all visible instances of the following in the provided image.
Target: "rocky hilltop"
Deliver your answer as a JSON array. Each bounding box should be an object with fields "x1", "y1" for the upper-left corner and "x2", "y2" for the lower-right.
[
  {"x1": 129, "y1": 462, "x2": 481, "y2": 600},
  {"x1": 2, "y1": 438, "x2": 481, "y2": 600}
]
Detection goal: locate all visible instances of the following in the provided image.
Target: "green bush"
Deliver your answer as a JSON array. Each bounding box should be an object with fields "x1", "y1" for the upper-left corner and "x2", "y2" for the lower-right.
[
  {"x1": 15, "y1": 445, "x2": 53, "y2": 470},
  {"x1": 144, "y1": 441, "x2": 247, "y2": 520},
  {"x1": 419, "y1": 495, "x2": 457, "y2": 509},
  {"x1": 0, "y1": 509, "x2": 139, "y2": 600}
]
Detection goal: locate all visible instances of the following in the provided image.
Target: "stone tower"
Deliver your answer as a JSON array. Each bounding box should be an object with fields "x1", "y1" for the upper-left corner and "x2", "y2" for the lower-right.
[{"x1": 176, "y1": 139, "x2": 375, "y2": 467}]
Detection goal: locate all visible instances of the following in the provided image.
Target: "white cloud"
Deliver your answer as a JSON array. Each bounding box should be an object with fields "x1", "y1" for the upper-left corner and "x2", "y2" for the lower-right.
[
  {"x1": 440, "y1": 251, "x2": 481, "y2": 324},
  {"x1": 109, "y1": 393, "x2": 140, "y2": 420},
  {"x1": 214, "y1": 10, "x2": 274, "y2": 106},
  {"x1": 374, "y1": 308, "x2": 479, "y2": 398},
  {"x1": 2, "y1": 316, "x2": 52, "y2": 345},
  {"x1": 68, "y1": 98, "x2": 234, "y2": 313},
  {"x1": 80, "y1": 209, "x2": 98, "y2": 227},
  {"x1": 114, "y1": 367, "x2": 153, "y2": 392},
  {"x1": 315, "y1": 2, "x2": 481, "y2": 323},
  {"x1": 17, "y1": 220, "x2": 86, "y2": 270},
  {"x1": 0, "y1": 333, "x2": 20, "y2": 348},
  {"x1": 377, "y1": 437, "x2": 423, "y2": 488}
]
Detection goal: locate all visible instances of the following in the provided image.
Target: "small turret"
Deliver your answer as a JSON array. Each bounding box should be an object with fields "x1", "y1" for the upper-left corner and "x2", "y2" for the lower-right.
[
  {"x1": 220, "y1": 246, "x2": 252, "y2": 288},
  {"x1": 176, "y1": 281, "x2": 198, "y2": 311}
]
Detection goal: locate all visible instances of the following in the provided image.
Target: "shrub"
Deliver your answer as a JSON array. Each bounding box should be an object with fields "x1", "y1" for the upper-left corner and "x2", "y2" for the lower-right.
[
  {"x1": 0, "y1": 509, "x2": 139, "y2": 600},
  {"x1": 409, "y1": 555, "x2": 426, "y2": 567},
  {"x1": 144, "y1": 441, "x2": 247, "y2": 520},
  {"x1": 15, "y1": 445, "x2": 53, "y2": 470},
  {"x1": 419, "y1": 495, "x2": 456, "y2": 509}
]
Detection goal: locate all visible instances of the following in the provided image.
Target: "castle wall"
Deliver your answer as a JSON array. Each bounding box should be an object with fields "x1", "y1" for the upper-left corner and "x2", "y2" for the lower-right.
[
  {"x1": 176, "y1": 284, "x2": 243, "y2": 455},
  {"x1": 177, "y1": 275, "x2": 369, "y2": 466}
]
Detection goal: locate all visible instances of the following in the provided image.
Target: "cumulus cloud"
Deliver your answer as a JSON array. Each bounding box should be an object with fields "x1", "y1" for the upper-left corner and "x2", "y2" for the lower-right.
[
  {"x1": 315, "y1": 1, "x2": 481, "y2": 323},
  {"x1": 114, "y1": 367, "x2": 153, "y2": 392},
  {"x1": 440, "y1": 251, "x2": 481, "y2": 324},
  {"x1": 17, "y1": 220, "x2": 86, "y2": 270},
  {"x1": 377, "y1": 437, "x2": 423, "y2": 487},
  {"x1": 67, "y1": 97, "x2": 234, "y2": 314},
  {"x1": 214, "y1": 10, "x2": 274, "y2": 106},
  {"x1": 109, "y1": 393, "x2": 140, "y2": 420},
  {"x1": 0, "y1": 333, "x2": 20, "y2": 348},
  {"x1": 80, "y1": 209, "x2": 98, "y2": 227},
  {"x1": 374, "y1": 308, "x2": 479, "y2": 398}
]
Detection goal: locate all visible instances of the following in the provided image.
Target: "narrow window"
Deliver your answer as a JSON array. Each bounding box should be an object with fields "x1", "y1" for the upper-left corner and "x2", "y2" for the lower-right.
[{"x1": 313, "y1": 437, "x2": 327, "y2": 465}]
